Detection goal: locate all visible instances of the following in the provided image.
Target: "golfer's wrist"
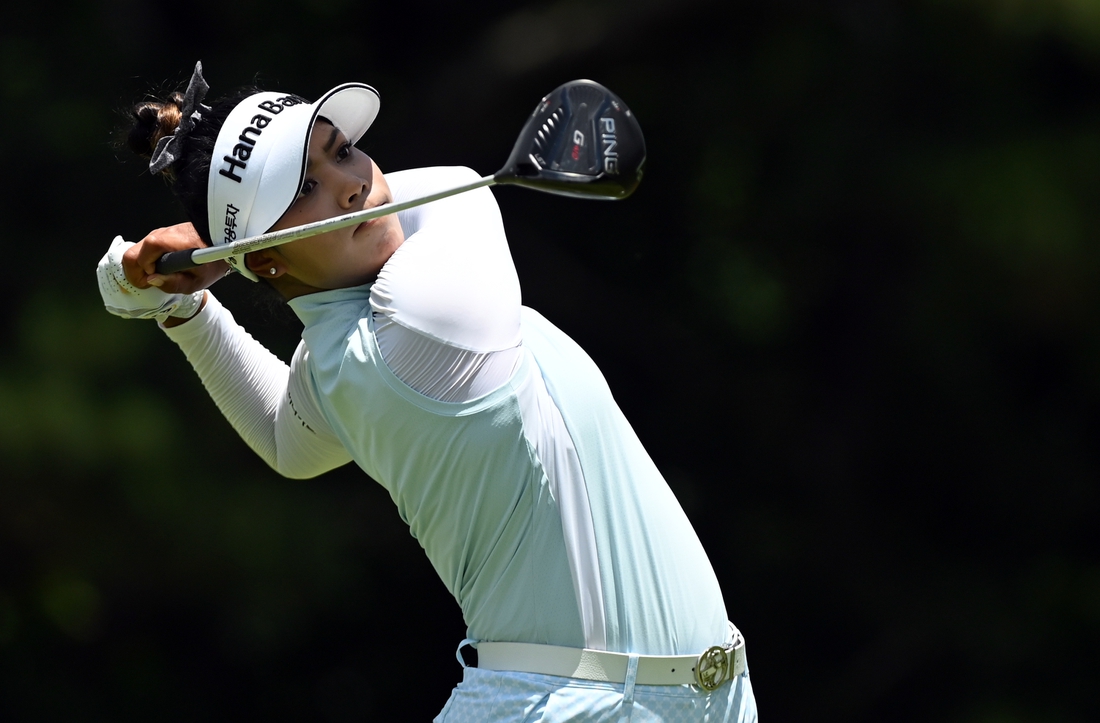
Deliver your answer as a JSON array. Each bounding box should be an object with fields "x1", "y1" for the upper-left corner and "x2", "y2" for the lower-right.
[{"x1": 161, "y1": 292, "x2": 208, "y2": 328}]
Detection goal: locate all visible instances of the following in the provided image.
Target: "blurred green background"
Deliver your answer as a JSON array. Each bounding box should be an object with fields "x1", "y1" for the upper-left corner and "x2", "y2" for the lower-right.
[{"x1": 2, "y1": 0, "x2": 1099, "y2": 720}]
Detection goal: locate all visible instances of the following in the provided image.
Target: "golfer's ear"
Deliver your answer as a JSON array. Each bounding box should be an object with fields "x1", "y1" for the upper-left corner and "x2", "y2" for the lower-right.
[{"x1": 245, "y1": 251, "x2": 280, "y2": 276}]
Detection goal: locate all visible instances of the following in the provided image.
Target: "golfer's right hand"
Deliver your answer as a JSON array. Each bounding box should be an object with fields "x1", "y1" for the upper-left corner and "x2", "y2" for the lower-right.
[
  {"x1": 97, "y1": 236, "x2": 205, "y2": 323},
  {"x1": 123, "y1": 222, "x2": 230, "y2": 294}
]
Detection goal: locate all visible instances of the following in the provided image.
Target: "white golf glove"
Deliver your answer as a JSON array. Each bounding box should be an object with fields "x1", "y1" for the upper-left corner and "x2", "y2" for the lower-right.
[{"x1": 96, "y1": 236, "x2": 204, "y2": 322}]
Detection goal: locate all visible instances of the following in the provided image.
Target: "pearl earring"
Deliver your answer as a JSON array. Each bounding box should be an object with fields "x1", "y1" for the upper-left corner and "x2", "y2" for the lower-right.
[{"x1": 269, "y1": 268, "x2": 277, "y2": 276}]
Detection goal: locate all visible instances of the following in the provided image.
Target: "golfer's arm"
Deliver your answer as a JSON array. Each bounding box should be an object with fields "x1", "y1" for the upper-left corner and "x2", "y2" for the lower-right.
[
  {"x1": 382, "y1": 166, "x2": 522, "y2": 350},
  {"x1": 161, "y1": 293, "x2": 351, "y2": 477}
]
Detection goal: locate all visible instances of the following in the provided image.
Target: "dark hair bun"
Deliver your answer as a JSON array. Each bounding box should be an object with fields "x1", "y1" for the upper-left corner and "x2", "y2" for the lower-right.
[
  {"x1": 121, "y1": 80, "x2": 264, "y2": 243},
  {"x1": 127, "y1": 91, "x2": 185, "y2": 173}
]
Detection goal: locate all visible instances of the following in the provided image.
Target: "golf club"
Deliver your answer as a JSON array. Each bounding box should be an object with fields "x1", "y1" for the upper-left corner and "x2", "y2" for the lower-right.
[{"x1": 154, "y1": 79, "x2": 645, "y2": 275}]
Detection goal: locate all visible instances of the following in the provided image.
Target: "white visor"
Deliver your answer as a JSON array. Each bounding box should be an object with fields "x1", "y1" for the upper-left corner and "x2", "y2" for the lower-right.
[{"x1": 206, "y1": 83, "x2": 380, "y2": 280}]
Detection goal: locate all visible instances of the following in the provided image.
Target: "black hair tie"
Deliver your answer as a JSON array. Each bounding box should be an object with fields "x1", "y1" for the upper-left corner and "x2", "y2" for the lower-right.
[{"x1": 148, "y1": 60, "x2": 212, "y2": 174}]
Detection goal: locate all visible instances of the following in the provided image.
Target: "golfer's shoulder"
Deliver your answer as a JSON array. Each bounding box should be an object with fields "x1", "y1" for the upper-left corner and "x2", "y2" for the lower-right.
[{"x1": 385, "y1": 165, "x2": 481, "y2": 199}]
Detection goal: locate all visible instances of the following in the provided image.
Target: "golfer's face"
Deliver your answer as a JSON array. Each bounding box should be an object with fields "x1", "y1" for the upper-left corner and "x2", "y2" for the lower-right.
[{"x1": 265, "y1": 121, "x2": 404, "y2": 290}]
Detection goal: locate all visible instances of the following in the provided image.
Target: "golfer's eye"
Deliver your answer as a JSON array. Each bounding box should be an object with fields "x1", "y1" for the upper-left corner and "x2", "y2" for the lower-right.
[
  {"x1": 336, "y1": 142, "x2": 352, "y2": 161},
  {"x1": 298, "y1": 179, "x2": 317, "y2": 198}
]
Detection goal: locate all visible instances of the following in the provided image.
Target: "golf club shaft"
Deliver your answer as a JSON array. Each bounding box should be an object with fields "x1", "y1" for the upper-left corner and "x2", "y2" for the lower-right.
[{"x1": 156, "y1": 174, "x2": 496, "y2": 274}]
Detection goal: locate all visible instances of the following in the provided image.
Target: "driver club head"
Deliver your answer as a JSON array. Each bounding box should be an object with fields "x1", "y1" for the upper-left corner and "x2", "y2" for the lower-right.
[{"x1": 495, "y1": 80, "x2": 646, "y2": 200}]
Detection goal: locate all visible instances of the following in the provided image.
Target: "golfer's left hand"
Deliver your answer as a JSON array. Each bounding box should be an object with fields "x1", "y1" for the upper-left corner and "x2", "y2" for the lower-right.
[{"x1": 97, "y1": 236, "x2": 205, "y2": 322}]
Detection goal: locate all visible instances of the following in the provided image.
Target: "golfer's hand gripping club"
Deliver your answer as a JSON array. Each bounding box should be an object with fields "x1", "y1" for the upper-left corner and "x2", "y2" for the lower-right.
[{"x1": 98, "y1": 236, "x2": 206, "y2": 322}]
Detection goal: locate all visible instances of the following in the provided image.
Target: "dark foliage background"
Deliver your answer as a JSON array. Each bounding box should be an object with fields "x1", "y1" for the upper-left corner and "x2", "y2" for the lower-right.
[{"x1": 2, "y1": 0, "x2": 1099, "y2": 721}]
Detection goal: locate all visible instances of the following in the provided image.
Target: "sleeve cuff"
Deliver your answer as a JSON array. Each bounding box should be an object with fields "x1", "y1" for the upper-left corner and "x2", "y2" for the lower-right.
[{"x1": 159, "y1": 292, "x2": 225, "y2": 342}]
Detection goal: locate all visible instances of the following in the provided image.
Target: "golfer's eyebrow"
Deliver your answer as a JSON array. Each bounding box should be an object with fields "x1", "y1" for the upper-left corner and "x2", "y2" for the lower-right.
[{"x1": 322, "y1": 125, "x2": 340, "y2": 153}]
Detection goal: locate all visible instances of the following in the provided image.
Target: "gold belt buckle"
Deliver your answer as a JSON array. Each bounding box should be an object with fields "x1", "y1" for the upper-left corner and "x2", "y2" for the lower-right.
[{"x1": 694, "y1": 645, "x2": 731, "y2": 691}]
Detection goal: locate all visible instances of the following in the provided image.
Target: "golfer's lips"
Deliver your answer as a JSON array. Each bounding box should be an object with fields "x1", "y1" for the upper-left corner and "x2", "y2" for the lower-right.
[{"x1": 353, "y1": 202, "x2": 390, "y2": 234}]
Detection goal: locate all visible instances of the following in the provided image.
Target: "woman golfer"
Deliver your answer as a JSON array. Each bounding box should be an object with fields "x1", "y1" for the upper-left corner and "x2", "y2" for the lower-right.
[{"x1": 97, "y1": 63, "x2": 757, "y2": 722}]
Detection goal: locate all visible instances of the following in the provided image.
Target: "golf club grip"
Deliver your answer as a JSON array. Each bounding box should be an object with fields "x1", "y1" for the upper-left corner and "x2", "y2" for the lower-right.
[{"x1": 155, "y1": 249, "x2": 199, "y2": 275}]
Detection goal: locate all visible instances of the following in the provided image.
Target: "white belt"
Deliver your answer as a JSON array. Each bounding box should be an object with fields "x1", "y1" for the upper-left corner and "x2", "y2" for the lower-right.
[{"x1": 475, "y1": 629, "x2": 746, "y2": 692}]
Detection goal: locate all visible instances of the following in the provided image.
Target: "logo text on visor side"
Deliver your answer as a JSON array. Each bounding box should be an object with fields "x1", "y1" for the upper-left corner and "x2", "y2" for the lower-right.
[
  {"x1": 223, "y1": 203, "x2": 240, "y2": 245},
  {"x1": 217, "y1": 96, "x2": 305, "y2": 183}
]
